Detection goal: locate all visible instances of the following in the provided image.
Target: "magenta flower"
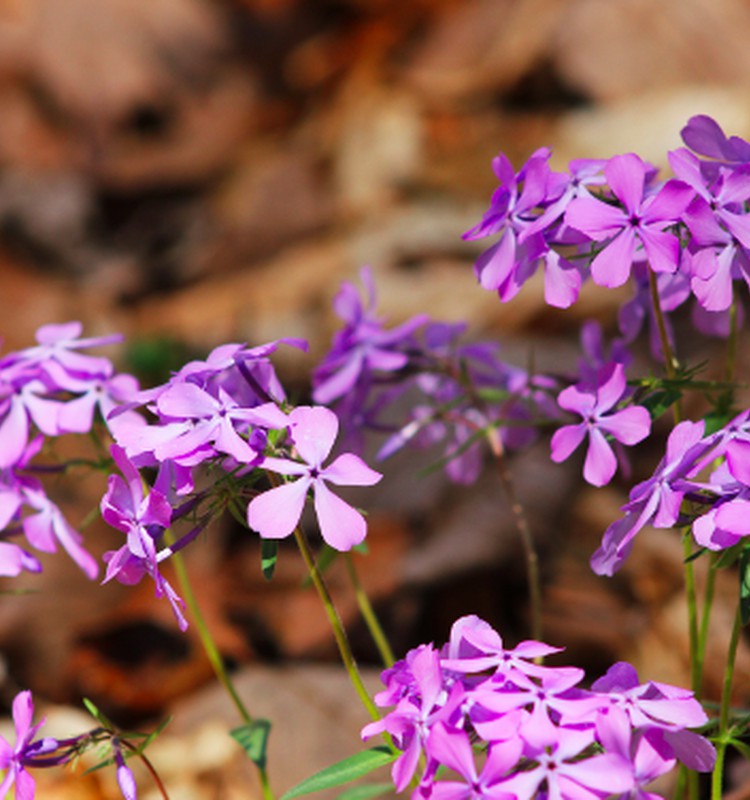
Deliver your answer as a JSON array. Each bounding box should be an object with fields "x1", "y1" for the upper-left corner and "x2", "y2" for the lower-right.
[
  {"x1": 101, "y1": 446, "x2": 188, "y2": 629},
  {"x1": 499, "y1": 725, "x2": 634, "y2": 800},
  {"x1": 425, "y1": 723, "x2": 519, "y2": 800},
  {"x1": 550, "y1": 363, "x2": 651, "y2": 487},
  {"x1": 565, "y1": 153, "x2": 693, "y2": 288},
  {"x1": 0, "y1": 691, "x2": 58, "y2": 800},
  {"x1": 247, "y1": 406, "x2": 382, "y2": 550}
]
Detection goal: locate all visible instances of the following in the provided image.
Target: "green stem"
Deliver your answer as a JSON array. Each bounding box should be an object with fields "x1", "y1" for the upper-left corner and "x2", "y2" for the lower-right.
[
  {"x1": 344, "y1": 552, "x2": 396, "y2": 668},
  {"x1": 293, "y1": 527, "x2": 383, "y2": 724},
  {"x1": 683, "y1": 534, "x2": 700, "y2": 697},
  {"x1": 170, "y1": 549, "x2": 275, "y2": 800},
  {"x1": 711, "y1": 606, "x2": 742, "y2": 800},
  {"x1": 486, "y1": 427, "x2": 543, "y2": 644},
  {"x1": 696, "y1": 553, "x2": 719, "y2": 695},
  {"x1": 648, "y1": 269, "x2": 681, "y2": 390}
]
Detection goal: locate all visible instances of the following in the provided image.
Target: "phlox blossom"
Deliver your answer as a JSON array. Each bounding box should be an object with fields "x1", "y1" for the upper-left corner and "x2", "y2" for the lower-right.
[
  {"x1": 550, "y1": 363, "x2": 651, "y2": 487},
  {"x1": 247, "y1": 406, "x2": 382, "y2": 550}
]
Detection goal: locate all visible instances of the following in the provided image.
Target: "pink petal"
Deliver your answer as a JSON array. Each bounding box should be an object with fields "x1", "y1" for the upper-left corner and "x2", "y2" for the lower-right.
[
  {"x1": 550, "y1": 423, "x2": 587, "y2": 463},
  {"x1": 289, "y1": 406, "x2": 338, "y2": 466},
  {"x1": 598, "y1": 406, "x2": 651, "y2": 445},
  {"x1": 322, "y1": 453, "x2": 382, "y2": 486},
  {"x1": 606, "y1": 153, "x2": 646, "y2": 214},
  {"x1": 583, "y1": 427, "x2": 617, "y2": 486},
  {"x1": 247, "y1": 478, "x2": 310, "y2": 539},
  {"x1": 590, "y1": 227, "x2": 636, "y2": 288},
  {"x1": 313, "y1": 480, "x2": 367, "y2": 551}
]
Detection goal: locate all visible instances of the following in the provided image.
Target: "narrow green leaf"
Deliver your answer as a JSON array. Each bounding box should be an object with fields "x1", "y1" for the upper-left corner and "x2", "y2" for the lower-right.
[
  {"x1": 729, "y1": 738, "x2": 750, "y2": 760},
  {"x1": 739, "y1": 549, "x2": 750, "y2": 626},
  {"x1": 231, "y1": 719, "x2": 272, "y2": 769},
  {"x1": 82, "y1": 698, "x2": 115, "y2": 729},
  {"x1": 281, "y1": 747, "x2": 396, "y2": 800},
  {"x1": 640, "y1": 389, "x2": 682, "y2": 420},
  {"x1": 337, "y1": 782, "x2": 393, "y2": 800},
  {"x1": 261, "y1": 540, "x2": 278, "y2": 581}
]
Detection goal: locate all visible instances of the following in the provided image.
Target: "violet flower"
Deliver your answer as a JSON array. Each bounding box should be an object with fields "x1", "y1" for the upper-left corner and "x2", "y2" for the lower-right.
[
  {"x1": 101, "y1": 446, "x2": 188, "y2": 629},
  {"x1": 312, "y1": 266, "x2": 428, "y2": 405},
  {"x1": 0, "y1": 691, "x2": 58, "y2": 800},
  {"x1": 550, "y1": 363, "x2": 651, "y2": 487},
  {"x1": 247, "y1": 406, "x2": 382, "y2": 551},
  {"x1": 565, "y1": 153, "x2": 693, "y2": 288}
]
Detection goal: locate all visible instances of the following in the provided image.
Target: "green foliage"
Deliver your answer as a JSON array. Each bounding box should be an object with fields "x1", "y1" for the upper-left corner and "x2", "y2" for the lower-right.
[
  {"x1": 280, "y1": 747, "x2": 396, "y2": 800},
  {"x1": 739, "y1": 547, "x2": 750, "y2": 626},
  {"x1": 231, "y1": 719, "x2": 272, "y2": 770},
  {"x1": 261, "y1": 540, "x2": 278, "y2": 581}
]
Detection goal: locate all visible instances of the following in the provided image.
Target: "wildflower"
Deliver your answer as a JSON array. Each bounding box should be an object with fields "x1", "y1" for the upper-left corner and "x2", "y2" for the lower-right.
[
  {"x1": 0, "y1": 691, "x2": 58, "y2": 800},
  {"x1": 565, "y1": 153, "x2": 693, "y2": 287},
  {"x1": 550, "y1": 363, "x2": 651, "y2": 486},
  {"x1": 247, "y1": 406, "x2": 382, "y2": 550}
]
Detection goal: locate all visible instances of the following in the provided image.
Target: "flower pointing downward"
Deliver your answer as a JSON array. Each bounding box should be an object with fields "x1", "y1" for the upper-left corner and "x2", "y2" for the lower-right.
[{"x1": 247, "y1": 406, "x2": 382, "y2": 550}]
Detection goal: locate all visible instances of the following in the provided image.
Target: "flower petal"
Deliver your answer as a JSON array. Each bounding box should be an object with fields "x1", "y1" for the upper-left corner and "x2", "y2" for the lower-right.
[{"x1": 247, "y1": 478, "x2": 310, "y2": 539}]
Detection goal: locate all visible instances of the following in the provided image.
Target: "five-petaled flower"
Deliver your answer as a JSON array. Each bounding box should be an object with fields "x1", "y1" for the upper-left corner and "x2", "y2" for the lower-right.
[
  {"x1": 550, "y1": 363, "x2": 651, "y2": 486},
  {"x1": 247, "y1": 406, "x2": 382, "y2": 550}
]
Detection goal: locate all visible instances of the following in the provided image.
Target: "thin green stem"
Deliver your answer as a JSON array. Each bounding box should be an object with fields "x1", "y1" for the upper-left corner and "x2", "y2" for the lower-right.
[
  {"x1": 293, "y1": 527, "x2": 383, "y2": 724},
  {"x1": 648, "y1": 269, "x2": 681, "y2": 390},
  {"x1": 170, "y1": 549, "x2": 275, "y2": 800},
  {"x1": 683, "y1": 534, "x2": 700, "y2": 697},
  {"x1": 696, "y1": 553, "x2": 719, "y2": 695},
  {"x1": 344, "y1": 552, "x2": 396, "y2": 668},
  {"x1": 711, "y1": 606, "x2": 742, "y2": 800},
  {"x1": 486, "y1": 427, "x2": 543, "y2": 644}
]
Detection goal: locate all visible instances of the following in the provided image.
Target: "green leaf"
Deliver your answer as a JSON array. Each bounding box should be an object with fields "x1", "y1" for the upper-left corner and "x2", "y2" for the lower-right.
[
  {"x1": 82, "y1": 698, "x2": 115, "y2": 730},
  {"x1": 261, "y1": 540, "x2": 278, "y2": 581},
  {"x1": 740, "y1": 548, "x2": 750, "y2": 626},
  {"x1": 281, "y1": 747, "x2": 396, "y2": 800},
  {"x1": 640, "y1": 388, "x2": 682, "y2": 420},
  {"x1": 336, "y1": 782, "x2": 393, "y2": 800},
  {"x1": 231, "y1": 719, "x2": 272, "y2": 769},
  {"x1": 729, "y1": 738, "x2": 750, "y2": 760}
]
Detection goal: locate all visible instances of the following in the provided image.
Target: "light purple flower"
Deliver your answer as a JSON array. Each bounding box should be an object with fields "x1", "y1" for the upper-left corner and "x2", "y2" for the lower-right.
[
  {"x1": 424, "y1": 723, "x2": 519, "y2": 800},
  {"x1": 0, "y1": 691, "x2": 58, "y2": 800},
  {"x1": 312, "y1": 266, "x2": 428, "y2": 405},
  {"x1": 101, "y1": 446, "x2": 188, "y2": 629},
  {"x1": 499, "y1": 725, "x2": 634, "y2": 800},
  {"x1": 590, "y1": 418, "x2": 716, "y2": 575},
  {"x1": 550, "y1": 363, "x2": 651, "y2": 486},
  {"x1": 565, "y1": 153, "x2": 693, "y2": 288},
  {"x1": 247, "y1": 406, "x2": 382, "y2": 550}
]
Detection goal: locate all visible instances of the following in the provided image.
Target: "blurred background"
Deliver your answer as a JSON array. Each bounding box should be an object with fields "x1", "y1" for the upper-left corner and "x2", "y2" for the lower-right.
[{"x1": 1, "y1": 0, "x2": 750, "y2": 796}]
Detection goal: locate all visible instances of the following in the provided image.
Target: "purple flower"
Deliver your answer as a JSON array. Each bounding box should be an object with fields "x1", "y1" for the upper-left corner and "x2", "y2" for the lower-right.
[
  {"x1": 590, "y1": 419, "x2": 715, "y2": 575},
  {"x1": 463, "y1": 149, "x2": 574, "y2": 304},
  {"x1": 565, "y1": 153, "x2": 693, "y2": 288},
  {"x1": 424, "y1": 723, "x2": 519, "y2": 800},
  {"x1": 312, "y1": 267, "x2": 428, "y2": 405},
  {"x1": 681, "y1": 115, "x2": 750, "y2": 168},
  {"x1": 0, "y1": 691, "x2": 58, "y2": 800},
  {"x1": 101, "y1": 446, "x2": 188, "y2": 629},
  {"x1": 499, "y1": 725, "x2": 634, "y2": 800},
  {"x1": 550, "y1": 363, "x2": 651, "y2": 487},
  {"x1": 247, "y1": 406, "x2": 382, "y2": 551}
]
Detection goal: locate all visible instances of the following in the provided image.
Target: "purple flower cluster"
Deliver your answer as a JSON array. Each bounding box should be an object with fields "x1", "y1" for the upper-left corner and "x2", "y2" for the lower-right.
[
  {"x1": 466, "y1": 115, "x2": 750, "y2": 337},
  {"x1": 101, "y1": 337, "x2": 381, "y2": 627},
  {"x1": 363, "y1": 615, "x2": 714, "y2": 799},
  {"x1": 313, "y1": 268, "x2": 563, "y2": 485},
  {"x1": 592, "y1": 408, "x2": 750, "y2": 575},
  {"x1": 0, "y1": 690, "x2": 141, "y2": 800},
  {"x1": 0, "y1": 322, "x2": 141, "y2": 579}
]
